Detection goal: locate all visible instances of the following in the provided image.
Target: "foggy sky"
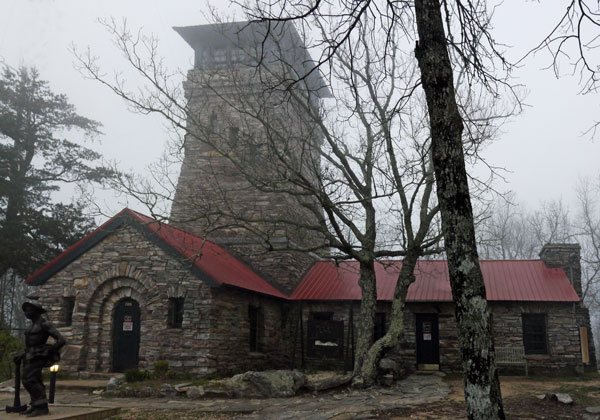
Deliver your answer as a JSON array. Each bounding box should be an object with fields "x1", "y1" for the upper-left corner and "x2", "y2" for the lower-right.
[{"x1": 1, "y1": 0, "x2": 599, "y2": 218}]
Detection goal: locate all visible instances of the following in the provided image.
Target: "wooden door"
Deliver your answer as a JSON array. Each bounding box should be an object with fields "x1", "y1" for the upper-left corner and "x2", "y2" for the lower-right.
[
  {"x1": 112, "y1": 298, "x2": 140, "y2": 372},
  {"x1": 416, "y1": 313, "x2": 439, "y2": 368}
]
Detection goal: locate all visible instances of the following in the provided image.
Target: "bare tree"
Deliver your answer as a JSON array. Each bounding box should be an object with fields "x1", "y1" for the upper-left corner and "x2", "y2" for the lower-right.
[{"x1": 74, "y1": 9, "x2": 510, "y2": 387}]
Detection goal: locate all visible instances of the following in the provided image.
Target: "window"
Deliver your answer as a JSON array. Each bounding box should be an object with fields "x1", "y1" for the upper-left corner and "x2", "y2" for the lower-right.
[
  {"x1": 63, "y1": 297, "x2": 75, "y2": 326},
  {"x1": 309, "y1": 312, "x2": 333, "y2": 321},
  {"x1": 168, "y1": 298, "x2": 184, "y2": 328},
  {"x1": 522, "y1": 313, "x2": 548, "y2": 355},
  {"x1": 228, "y1": 126, "x2": 239, "y2": 147},
  {"x1": 374, "y1": 312, "x2": 386, "y2": 341},
  {"x1": 209, "y1": 111, "x2": 218, "y2": 133},
  {"x1": 248, "y1": 306, "x2": 262, "y2": 352}
]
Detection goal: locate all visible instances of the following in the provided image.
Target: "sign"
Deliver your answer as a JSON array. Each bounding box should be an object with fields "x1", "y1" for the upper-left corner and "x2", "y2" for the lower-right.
[
  {"x1": 123, "y1": 322, "x2": 133, "y2": 331},
  {"x1": 423, "y1": 321, "x2": 432, "y2": 341},
  {"x1": 307, "y1": 320, "x2": 344, "y2": 359}
]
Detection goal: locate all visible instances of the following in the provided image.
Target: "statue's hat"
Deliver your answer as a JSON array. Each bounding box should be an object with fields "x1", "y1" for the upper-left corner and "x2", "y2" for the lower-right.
[{"x1": 22, "y1": 301, "x2": 47, "y2": 314}]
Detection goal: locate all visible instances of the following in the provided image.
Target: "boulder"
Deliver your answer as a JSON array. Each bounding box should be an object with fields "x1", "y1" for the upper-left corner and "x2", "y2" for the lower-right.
[
  {"x1": 186, "y1": 386, "x2": 205, "y2": 399},
  {"x1": 304, "y1": 373, "x2": 352, "y2": 392},
  {"x1": 544, "y1": 392, "x2": 574, "y2": 405},
  {"x1": 587, "y1": 407, "x2": 600, "y2": 414},
  {"x1": 203, "y1": 380, "x2": 234, "y2": 398},
  {"x1": 160, "y1": 383, "x2": 178, "y2": 397},
  {"x1": 378, "y1": 358, "x2": 398, "y2": 375},
  {"x1": 379, "y1": 374, "x2": 394, "y2": 387},
  {"x1": 106, "y1": 377, "x2": 123, "y2": 391},
  {"x1": 136, "y1": 386, "x2": 155, "y2": 397},
  {"x1": 230, "y1": 370, "x2": 307, "y2": 398}
]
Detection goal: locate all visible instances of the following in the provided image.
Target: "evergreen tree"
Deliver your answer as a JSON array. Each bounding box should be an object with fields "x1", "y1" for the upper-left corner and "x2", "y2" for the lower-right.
[{"x1": 0, "y1": 66, "x2": 115, "y2": 282}]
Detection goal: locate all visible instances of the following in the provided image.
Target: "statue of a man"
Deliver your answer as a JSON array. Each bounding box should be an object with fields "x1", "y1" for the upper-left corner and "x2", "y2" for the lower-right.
[{"x1": 13, "y1": 301, "x2": 66, "y2": 417}]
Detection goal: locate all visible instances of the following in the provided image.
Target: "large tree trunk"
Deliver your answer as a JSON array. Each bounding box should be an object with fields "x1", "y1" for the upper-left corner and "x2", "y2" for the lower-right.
[
  {"x1": 352, "y1": 260, "x2": 377, "y2": 387},
  {"x1": 413, "y1": 0, "x2": 505, "y2": 419},
  {"x1": 355, "y1": 250, "x2": 419, "y2": 386}
]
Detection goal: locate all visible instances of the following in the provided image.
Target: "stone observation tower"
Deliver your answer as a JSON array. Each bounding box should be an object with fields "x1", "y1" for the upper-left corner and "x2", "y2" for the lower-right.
[{"x1": 171, "y1": 21, "x2": 331, "y2": 294}]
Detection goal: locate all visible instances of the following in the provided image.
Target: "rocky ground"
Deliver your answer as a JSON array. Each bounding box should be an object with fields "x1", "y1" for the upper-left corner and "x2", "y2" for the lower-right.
[{"x1": 104, "y1": 373, "x2": 600, "y2": 420}]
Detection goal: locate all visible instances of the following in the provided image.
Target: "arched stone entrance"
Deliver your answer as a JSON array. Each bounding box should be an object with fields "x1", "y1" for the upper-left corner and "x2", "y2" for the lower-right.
[
  {"x1": 79, "y1": 268, "x2": 155, "y2": 372},
  {"x1": 112, "y1": 297, "x2": 141, "y2": 372}
]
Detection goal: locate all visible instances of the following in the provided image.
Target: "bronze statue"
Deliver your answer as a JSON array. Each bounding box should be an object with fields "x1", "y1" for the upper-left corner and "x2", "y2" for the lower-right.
[{"x1": 13, "y1": 302, "x2": 66, "y2": 417}]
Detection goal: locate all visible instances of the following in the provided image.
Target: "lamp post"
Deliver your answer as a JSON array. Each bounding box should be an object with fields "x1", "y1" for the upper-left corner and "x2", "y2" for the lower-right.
[{"x1": 49, "y1": 364, "x2": 59, "y2": 404}]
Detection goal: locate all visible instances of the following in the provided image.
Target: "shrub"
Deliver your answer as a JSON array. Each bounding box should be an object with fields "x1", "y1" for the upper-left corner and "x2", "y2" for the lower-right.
[
  {"x1": 0, "y1": 328, "x2": 24, "y2": 381},
  {"x1": 124, "y1": 368, "x2": 149, "y2": 383},
  {"x1": 152, "y1": 360, "x2": 169, "y2": 379}
]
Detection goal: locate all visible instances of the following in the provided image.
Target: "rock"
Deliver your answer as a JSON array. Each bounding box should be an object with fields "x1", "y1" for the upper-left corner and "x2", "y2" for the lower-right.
[
  {"x1": 160, "y1": 383, "x2": 177, "y2": 397},
  {"x1": 106, "y1": 377, "x2": 123, "y2": 391},
  {"x1": 78, "y1": 371, "x2": 91, "y2": 379},
  {"x1": 92, "y1": 389, "x2": 103, "y2": 395},
  {"x1": 174, "y1": 382, "x2": 192, "y2": 392},
  {"x1": 119, "y1": 386, "x2": 135, "y2": 397},
  {"x1": 378, "y1": 358, "x2": 398, "y2": 375},
  {"x1": 380, "y1": 374, "x2": 394, "y2": 387},
  {"x1": 535, "y1": 394, "x2": 546, "y2": 400},
  {"x1": 555, "y1": 393, "x2": 574, "y2": 405},
  {"x1": 304, "y1": 373, "x2": 352, "y2": 392},
  {"x1": 544, "y1": 392, "x2": 574, "y2": 405},
  {"x1": 186, "y1": 385, "x2": 205, "y2": 399},
  {"x1": 587, "y1": 407, "x2": 600, "y2": 414},
  {"x1": 230, "y1": 370, "x2": 307, "y2": 398},
  {"x1": 203, "y1": 380, "x2": 234, "y2": 398},
  {"x1": 583, "y1": 415, "x2": 600, "y2": 420},
  {"x1": 137, "y1": 386, "x2": 155, "y2": 397}
]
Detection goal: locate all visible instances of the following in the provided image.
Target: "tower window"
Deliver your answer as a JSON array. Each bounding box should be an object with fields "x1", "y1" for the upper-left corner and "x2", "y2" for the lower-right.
[
  {"x1": 209, "y1": 111, "x2": 218, "y2": 133},
  {"x1": 229, "y1": 127, "x2": 239, "y2": 147},
  {"x1": 168, "y1": 298, "x2": 184, "y2": 328}
]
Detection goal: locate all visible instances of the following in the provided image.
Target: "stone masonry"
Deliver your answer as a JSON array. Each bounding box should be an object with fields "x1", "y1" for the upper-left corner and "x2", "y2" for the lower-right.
[
  {"x1": 169, "y1": 22, "x2": 327, "y2": 295},
  {"x1": 34, "y1": 223, "x2": 289, "y2": 375}
]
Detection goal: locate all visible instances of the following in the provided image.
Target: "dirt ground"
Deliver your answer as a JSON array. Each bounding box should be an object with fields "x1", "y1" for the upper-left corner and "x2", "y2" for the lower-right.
[
  {"x1": 109, "y1": 374, "x2": 600, "y2": 420},
  {"x1": 378, "y1": 374, "x2": 600, "y2": 420}
]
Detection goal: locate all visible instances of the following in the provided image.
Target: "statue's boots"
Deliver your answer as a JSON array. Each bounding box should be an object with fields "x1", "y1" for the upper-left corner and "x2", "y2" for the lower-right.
[
  {"x1": 26, "y1": 404, "x2": 49, "y2": 417},
  {"x1": 19, "y1": 405, "x2": 35, "y2": 415}
]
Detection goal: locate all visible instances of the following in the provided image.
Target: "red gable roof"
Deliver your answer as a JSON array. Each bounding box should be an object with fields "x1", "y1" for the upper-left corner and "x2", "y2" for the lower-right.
[
  {"x1": 26, "y1": 209, "x2": 286, "y2": 299},
  {"x1": 27, "y1": 209, "x2": 580, "y2": 303},
  {"x1": 291, "y1": 260, "x2": 580, "y2": 302}
]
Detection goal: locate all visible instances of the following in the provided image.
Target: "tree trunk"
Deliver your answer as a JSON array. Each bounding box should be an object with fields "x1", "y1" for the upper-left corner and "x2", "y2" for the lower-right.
[
  {"x1": 356, "y1": 250, "x2": 419, "y2": 385},
  {"x1": 413, "y1": 0, "x2": 505, "y2": 419},
  {"x1": 352, "y1": 260, "x2": 377, "y2": 387}
]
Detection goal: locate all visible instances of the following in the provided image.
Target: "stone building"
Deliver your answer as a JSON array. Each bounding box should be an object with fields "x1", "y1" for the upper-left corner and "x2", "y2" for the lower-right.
[{"x1": 25, "y1": 21, "x2": 597, "y2": 376}]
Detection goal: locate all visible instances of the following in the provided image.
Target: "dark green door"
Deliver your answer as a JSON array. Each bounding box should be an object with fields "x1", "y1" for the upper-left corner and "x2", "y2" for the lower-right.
[
  {"x1": 416, "y1": 313, "x2": 439, "y2": 366},
  {"x1": 112, "y1": 298, "x2": 140, "y2": 372}
]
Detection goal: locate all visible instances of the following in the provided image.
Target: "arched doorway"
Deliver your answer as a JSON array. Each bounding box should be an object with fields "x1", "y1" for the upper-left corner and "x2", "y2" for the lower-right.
[{"x1": 112, "y1": 297, "x2": 140, "y2": 372}]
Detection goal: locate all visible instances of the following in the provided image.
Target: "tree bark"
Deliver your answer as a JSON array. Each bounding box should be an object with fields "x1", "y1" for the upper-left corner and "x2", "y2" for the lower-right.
[
  {"x1": 413, "y1": 0, "x2": 505, "y2": 419},
  {"x1": 352, "y1": 260, "x2": 377, "y2": 387},
  {"x1": 357, "y1": 250, "x2": 419, "y2": 385}
]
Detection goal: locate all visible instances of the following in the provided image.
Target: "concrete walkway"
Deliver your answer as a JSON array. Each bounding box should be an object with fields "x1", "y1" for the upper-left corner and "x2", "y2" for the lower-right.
[{"x1": 1, "y1": 373, "x2": 450, "y2": 420}]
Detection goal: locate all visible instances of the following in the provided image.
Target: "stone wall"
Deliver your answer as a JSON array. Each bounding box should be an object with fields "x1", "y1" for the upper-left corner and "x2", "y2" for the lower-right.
[
  {"x1": 35, "y1": 224, "x2": 214, "y2": 375},
  {"x1": 296, "y1": 300, "x2": 594, "y2": 374},
  {"x1": 206, "y1": 286, "x2": 292, "y2": 375},
  {"x1": 169, "y1": 65, "x2": 324, "y2": 294}
]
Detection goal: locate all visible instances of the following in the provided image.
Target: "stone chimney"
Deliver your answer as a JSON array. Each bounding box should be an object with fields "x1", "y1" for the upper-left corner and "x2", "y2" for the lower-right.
[{"x1": 539, "y1": 243, "x2": 582, "y2": 298}]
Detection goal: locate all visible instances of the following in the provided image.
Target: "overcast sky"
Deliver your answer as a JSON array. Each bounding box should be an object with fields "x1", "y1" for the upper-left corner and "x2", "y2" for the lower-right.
[{"x1": 1, "y1": 0, "x2": 599, "y2": 219}]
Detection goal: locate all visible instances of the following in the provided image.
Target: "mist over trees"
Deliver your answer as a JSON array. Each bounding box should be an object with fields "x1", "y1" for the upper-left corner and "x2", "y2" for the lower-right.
[
  {"x1": 0, "y1": 66, "x2": 117, "y2": 332},
  {"x1": 477, "y1": 181, "x2": 600, "y2": 353}
]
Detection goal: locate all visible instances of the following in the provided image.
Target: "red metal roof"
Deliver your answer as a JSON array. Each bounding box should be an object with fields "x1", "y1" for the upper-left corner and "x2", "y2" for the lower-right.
[
  {"x1": 27, "y1": 208, "x2": 580, "y2": 303},
  {"x1": 26, "y1": 209, "x2": 286, "y2": 299},
  {"x1": 291, "y1": 260, "x2": 580, "y2": 302}
]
